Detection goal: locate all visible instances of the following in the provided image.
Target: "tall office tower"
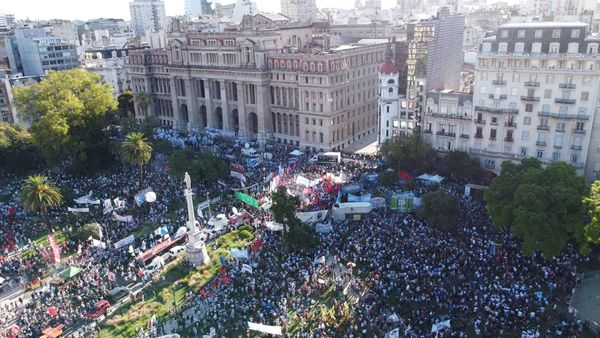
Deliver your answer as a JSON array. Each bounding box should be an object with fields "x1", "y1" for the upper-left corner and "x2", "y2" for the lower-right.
[
  {"x1": 473, "y1": 21, "x2": 600, "y2": 180},
  {"x1": 281, "y1": 0, "x2": 316, "y2": 23},
  {"x1": 185, "y1": 0, "x2": 213, "y2": 19},
  {"x1": 129, "y1": 0, "x2": 167, "y2": 37}
]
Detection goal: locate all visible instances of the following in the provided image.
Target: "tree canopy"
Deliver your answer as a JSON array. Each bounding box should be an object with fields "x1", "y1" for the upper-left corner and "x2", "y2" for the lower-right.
[
  {"x1": 168, "y1": 149, "x2": 227, "y2": 184},
  {"x1": 13, "y1": 70, "x2": 117, "y2": 172},
  {"x1": 380, "y1": 133, "x2": 435, "y2": 173},
  {"x1": 271, "y1": 186, "x2": 319, "y2": 251},
  {"x1": 19, "y1": 175, "x2": 63, "y2": 214},
  {"x1": 583, "y1": 180, "x2": 600, "y2": 250},
  {"x1": 416, "y1": 190, "x2": 460, "y2": 230},
  {"x1": 485, "y1": 159, "x2": 587, "y2": 257},
  {"x1": 444, "y1": 150, "x2": 481, "y2": 182},
  {"x1": 0, "y1": 123, "x2": 40, "y2": 173}
]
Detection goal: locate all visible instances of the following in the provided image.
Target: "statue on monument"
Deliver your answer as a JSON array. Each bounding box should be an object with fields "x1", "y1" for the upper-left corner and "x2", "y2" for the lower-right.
[{"x1": 183, "y1": 172, "x2": 210, "y2": 266}]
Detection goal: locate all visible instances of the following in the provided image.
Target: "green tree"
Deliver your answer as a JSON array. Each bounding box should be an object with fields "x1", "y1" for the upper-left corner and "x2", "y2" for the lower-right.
[
  {"x1": 445, "y1": 150, "x2": 481, "y2": 182},
  {"x1": 486, "y1": 160, "x2": 586, "y2": 257},
  {"x1": 76, "y1": 222, "x2": 102, "y2": 241},
  {"x1": 416, "y1": 190, "x2": 460, "y2": 230},
  {"x1": 121, "y1": 132, "x2": 153, "y2": 187},
  {"x1": 118, "y1": 90, "x2": 135, "y2": 117},
  {"x1": 168, "y1": 149, "x2": 227, "y2": 183},
  {"x1": 0, "y1": 123, "x2": 40, "y2": 173},
  {"x1": 271, "y1": 186, "x2": 319, "y2": 251},
  {"x1": 584, "y1": 181, "x2": 600, "y2": 248},
  {"x1": 19, "y1": 175, "x2": 63, "y2": 214},
  {"x1": 379, "y1": 170, "x2": 397, "y2": 188},
  {"x1": 483, "y1": 158, "x2": 541, "y2": 229},
  {"x1": 13, "y1": 70, "x2": 117, "y2": 172},
  {"x1": 380, "y1": 133, "x2": 435, "y2": 173},
  {"x1": 135, "y1": 91, "x2": 151, "y2": 116}
]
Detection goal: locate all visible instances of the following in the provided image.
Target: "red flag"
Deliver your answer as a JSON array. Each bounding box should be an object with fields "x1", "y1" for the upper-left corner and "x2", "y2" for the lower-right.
[
  {"x1": 250, "y1": 239, "x2": 263, "y2": 252},
  {"x1": 48, "y1": 234, "x2": 61, "y2": 263},
  {"x1": 48, "y1": 307, "x2": 58, "y2": 316}
]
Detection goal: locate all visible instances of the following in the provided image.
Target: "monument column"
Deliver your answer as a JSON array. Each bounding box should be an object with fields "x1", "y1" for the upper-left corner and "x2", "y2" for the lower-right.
[{"x1": 184, "y1": 172, "x2": 210, "y2": 267}]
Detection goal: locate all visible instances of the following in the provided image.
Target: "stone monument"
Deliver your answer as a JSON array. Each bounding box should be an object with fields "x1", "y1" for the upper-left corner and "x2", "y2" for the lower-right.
[{"x1": 184, "y1": 172, "x2": 210, "y2": 266}]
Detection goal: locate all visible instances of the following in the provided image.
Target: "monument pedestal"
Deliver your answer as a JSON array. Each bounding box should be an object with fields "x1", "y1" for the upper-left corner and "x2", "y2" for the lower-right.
[{"x1": 186, "y1": 229, "x2": 209, "y2": 267}]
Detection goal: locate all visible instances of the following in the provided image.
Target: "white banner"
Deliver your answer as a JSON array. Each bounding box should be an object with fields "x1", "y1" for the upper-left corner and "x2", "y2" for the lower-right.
[
  {"x1": 388, "y1": 328, "x2": 399, "y2": 338},
  {"x1": 315, "y1": 222, "x2": 332, "y2": 233},
  {"x1": 296, "y1": 210, "x2": 328, "y2": 224},
  {"x1": 431, "y1": 319, "x2": 451, "y2": 333},
  {"x1": 313, "y1": 256, "x2": 326, "y2": 265},
  {"x1": 247, "y1": 322, "x2": 282, "y2": 336},
  {"x1": 295, "y1": 175, "x2": 310, "y2": 187},
  {"x1": 242, "y1": 264, "x2": 253, "y2": 274},
  {"x1": 68, "y1": 207, "x2": 89, "y2": 213},
  {"x1": 113, "y1": 198, "x2": 126, "y2": 210},
  {"x1": 230, "y1": 171, "x2": 246, "y2": 183},
  {"x1": 114, "y1": 234, "x2": 135, "y2": 249},
  {"x1": 112, "y1": 212, "x2": 134, "y2": 223},
  {"x1": 103, "y1": 199, "x2": 113, "y2": 214},
  {"x1": 91, "y1": 239, "x2": 106, "y2": 249},
  {"x1": 231, "y1": 248, "x2": 249, "y2": 259},
  {"x1": 74, "y1": 191, "x2": 100, "y2": 205},
  {"x1": 265, "y1": 221, "x2": 284, "y2": 231}
]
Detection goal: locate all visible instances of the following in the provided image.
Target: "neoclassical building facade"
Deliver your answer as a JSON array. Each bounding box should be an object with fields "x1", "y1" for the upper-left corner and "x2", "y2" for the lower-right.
[{"x1": 126, "y1": 24, "x2": 386, "y2": 150}]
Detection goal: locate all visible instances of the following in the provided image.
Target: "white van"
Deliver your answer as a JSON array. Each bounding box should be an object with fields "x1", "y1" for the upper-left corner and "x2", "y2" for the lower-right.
[{"x1": 169, "y1": 245, "x2": 185, "y2": 256}]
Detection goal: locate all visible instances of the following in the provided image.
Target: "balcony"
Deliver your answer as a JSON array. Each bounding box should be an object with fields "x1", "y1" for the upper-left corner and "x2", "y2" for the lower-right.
[
  {"x1": 571, "y1": 145, "x2": 582, "y2": 151},
  {"x1": 423, "y1": 129, "x2": 432, "y2": 134},
  {"x1": 553, "y1": 144, "x2": 562, "y2": 149},
  {"x1": 489, "y1": 94, "x2": 508, "y2": 100},
  {"x1": 537, "y1": 125, "x2": 549, "y2": 130},
  {"x1": 426, "y1": 112, "x2": 472, "y2": 120},
  {"x1": 554, "y1": 98, "x2": 576, "y2": 104},
  {"x1": 524, "y1": 81, "x2": 540, "y2": 87},
  {"x1": 504, "y1": 122, "x2": 517, "y2": 128},
  {"x1": 460, "y1": 134, "x2": 470, "y2": 139},
  {"x1": 504, "y1": 137, "x2": 514, "y2": 142},
  {"x1": 474, "y1": 133, "x2": 483, "y2": 139},
  {"x1": 572, "y1": 128, "x2": 586, "y2": 134},
  {"x1": 536, "y1": 141, "x2": 547, "y2": 147},
  {"x1": 492, "y1": 79, "x2": 507, "y2": 86},
  {"x1": 520, "y1": 95, "x2": 540, "y2": 101},
  {"x1": 489, "y1": 137, "x2": 497, "y2": 141},
  {"x1": 475, "y1": 106, "x2": 519, "y2": 114},
  {"x1": 559, "y1": 83, "x2": 576, "y2": 89},
  {"x1": 537, "y1": 111, "x2": 589, "y2": 120},
  {"x1": 475, "y1": 119, "x2": 486, "y2": 125},
  {"x1": 436, "y1": 131, "x2": 457, "y2": 137}
]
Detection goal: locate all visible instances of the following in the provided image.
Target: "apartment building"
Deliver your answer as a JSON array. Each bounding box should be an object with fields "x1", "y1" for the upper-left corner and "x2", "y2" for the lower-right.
[
  {"x1": 422, "y1": 90, "x2": 473, "y2": 152},
  {"x1": 126, "y1": 25, "x2": 385, "y2": 151},
  {"x1": 473, "y1": 21, "x2": 600, "y2": 179}
]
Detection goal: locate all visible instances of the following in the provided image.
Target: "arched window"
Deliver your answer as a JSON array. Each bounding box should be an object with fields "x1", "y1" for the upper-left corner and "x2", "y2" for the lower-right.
[
  {"x1": 388, "y1": 87, "x2": 394, "y2": 93},
  {"x1": 387, "y1": 79, "x2": 395, "y2": 84}
]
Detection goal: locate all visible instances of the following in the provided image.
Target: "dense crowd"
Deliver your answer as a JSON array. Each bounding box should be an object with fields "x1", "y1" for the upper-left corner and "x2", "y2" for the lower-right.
[{"x1": 0, "y1": 127, "x2": 591, "y2": 337}]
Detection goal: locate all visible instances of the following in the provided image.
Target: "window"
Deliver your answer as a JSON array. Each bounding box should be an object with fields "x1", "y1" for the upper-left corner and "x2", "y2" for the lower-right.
[
  {"x1": 537, "y1": 150, "x2": 544, "y2": 159},
  {"x1": 554, "y1": 134, "x2": 563, "y2": 147},
  {"x1": 578, "y1": 107, "x2": 587, "y2": 116},
  {"x1": 531, "y1": 42, "x2": 542, "y2": 53},
  {"x1": 521, "y1": 147, "x2": 528, "y2": 156},
  {"x1": 515, "y1": 42, "x2": 525, "y2": 54},
  {"x1": 572, "y1": 154, "x2": 579, "y2": 163},
  {"x1": 571, "y1": 29, "x2": 580, "y2": 38},
  {"x1": 511, "y1": 87, "x2": 518, "y2": 96},
  {"x1": 552, "y1": 29, "x2": 561, "y2": 38},
  {"x1": 575, "y1": 122, "x2": 585, "y2": 131},
  {"x1": 501, "y1": 30, "x2": 508, "y2": 38},
  {"x1": 556, "y1": 122, "x2": 565, "y2": 131},
  {"x1": 552, "y1": 152, "x2": 560, "y2": 161},
  {"x1": 517, "y1": 30, "x2": 525, "y2": 38},
  {"x1": 485, "y1": 160, "x2": 495, "y2": 168},
  {"x1": 542, "y1": 104, "x2": 550, "y2": 113},
  {"x1": 480, "y1": 72, "x2": 488, "y2": 80},
  {"x1": 581, "y1": 92, "x2": 589, "y2": 101},
  {"x1": 534, "y1": 30, "x2": 543, "y2": 38},
  {"x1": 522, "y1": 131, "x2": 529, "y2": 141},
  {"x1": 490, "y1": 129, "x2": 497, "y2": 140},
  {"x1": 388, "y1": 88, "x2": 393, "y2": 93},
  {"x1": 524, "y1": 117, "x2": 531, "y2": 125},
  {"x1": 567, "y1": 43, "x2": 579, "y2": 54},
  {"x1": 583, "y1": 77, "x2": 592, "y2": 86},
  {"x1": 498, "y1": 42, "x2": 508, "y2": 53},
  {"x1": 549, "y1": 43, "x2": 560, "y2": 54},
  {"x1": 512, "y1": 74, "x2": 520, "y2": 82},
  {"x1": 546, "y1": 75, "x2": 554, "y2": 84},
  {"x1": 525, "y1": 103, "x2": 533, "y2": 112}
]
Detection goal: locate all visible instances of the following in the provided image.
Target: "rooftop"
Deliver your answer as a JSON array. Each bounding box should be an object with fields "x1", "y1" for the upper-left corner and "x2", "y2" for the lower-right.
[{"x1": 500, "y1": 21, "x2": 588, "y2": 29}]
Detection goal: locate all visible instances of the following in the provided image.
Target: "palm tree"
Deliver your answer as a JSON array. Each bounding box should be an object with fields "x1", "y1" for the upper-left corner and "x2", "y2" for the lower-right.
[
  {"x1": 20, "y1": 175, "x2": 63, "y2": 214},
  {"x1": 135, "y1": 91, "x2": 151, "y2": 116},
  {"x1": 121, "y1": 132, "x2": 153, "y2": 187}
]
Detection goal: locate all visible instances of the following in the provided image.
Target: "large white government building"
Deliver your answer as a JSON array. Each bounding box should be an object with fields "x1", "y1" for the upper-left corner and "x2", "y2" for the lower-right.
[{"x1": 127, "y1": 19, "x2": 385, "y2": 151}]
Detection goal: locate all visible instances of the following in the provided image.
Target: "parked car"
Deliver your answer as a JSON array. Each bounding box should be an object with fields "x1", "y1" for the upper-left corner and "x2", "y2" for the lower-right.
[
  {"x1": 86, "y1": 300, "x2": 110, "y2": 319},
  {"x1": 169, "y1": 245, "x2": 185, "y2": 256}
]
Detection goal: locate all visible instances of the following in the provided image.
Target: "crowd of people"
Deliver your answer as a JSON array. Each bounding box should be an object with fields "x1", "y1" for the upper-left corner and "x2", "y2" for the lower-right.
[{"x1": 0, "y1": 127, "x2": 592, "y2": 337}]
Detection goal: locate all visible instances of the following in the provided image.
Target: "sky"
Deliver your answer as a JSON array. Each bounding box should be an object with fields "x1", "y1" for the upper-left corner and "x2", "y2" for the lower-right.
[{"x1": 4, "y1": 0, "x2": 407, "y2": 21}]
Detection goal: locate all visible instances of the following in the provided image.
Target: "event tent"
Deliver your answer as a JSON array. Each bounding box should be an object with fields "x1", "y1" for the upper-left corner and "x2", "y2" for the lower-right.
[
  {"x1": 58, "y1": 266, "x2": 83, "y2": 279},
  {"x1": 289, "y1": 150, "x2": 304, "y2": 156},
  {"x1": 418, "y1": 174, "x2": 444, "y2": 184}
]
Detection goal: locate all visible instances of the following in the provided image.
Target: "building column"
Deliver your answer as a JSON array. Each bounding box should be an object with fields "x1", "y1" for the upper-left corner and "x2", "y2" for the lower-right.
[
  {"x1": 237, "y1": 82, "x2": 247, "y2": 139},
  {"x1": 169, "y1": 76, "x2": 179, "y2": 128},
  {"x1": 185, "y1": 78, "x2": 198, "y2": 131},
  {"x1": 204, "y1": 79, "x2": 214, "y2": 128},
  {"x1": 256, "y1": 83, "x2": 270, "y2": 142},
  {"x1": 220, "y1": 80, "x2": 230, "y2": 130}
]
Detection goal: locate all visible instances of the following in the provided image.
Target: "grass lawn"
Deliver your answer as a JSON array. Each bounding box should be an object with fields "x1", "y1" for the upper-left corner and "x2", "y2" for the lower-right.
[
  {"x1": 98, "y1": 226, "x2": 255, "y2": 338},
  {"x1": 21, "y1": 229, "x2": 67, "y2": 259}
]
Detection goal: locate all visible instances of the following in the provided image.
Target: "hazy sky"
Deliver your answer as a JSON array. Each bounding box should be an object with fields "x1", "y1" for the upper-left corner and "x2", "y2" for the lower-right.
[{"x1": 4, "y1": 0, "x2": 407, "y2": 21}]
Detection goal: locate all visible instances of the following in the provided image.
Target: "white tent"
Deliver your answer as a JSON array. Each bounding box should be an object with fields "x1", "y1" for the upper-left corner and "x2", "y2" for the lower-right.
[
  {"x1": 289, "y1": 149, "x2": 304, "y2": 156},
  {"x1": 418, "y1": 174, "x2": 444, "y2": 184},
  {"x1": 430, "y1": 175, "x2": 444, "y2": 184}
]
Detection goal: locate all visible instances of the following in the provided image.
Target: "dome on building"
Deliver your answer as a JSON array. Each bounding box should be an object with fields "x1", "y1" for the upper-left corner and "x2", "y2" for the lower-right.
[{"x1": 380, "y1": 59, "x2": 397, "y2": 74}]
